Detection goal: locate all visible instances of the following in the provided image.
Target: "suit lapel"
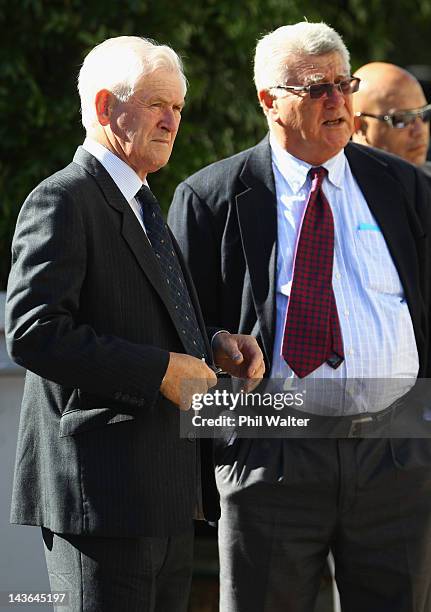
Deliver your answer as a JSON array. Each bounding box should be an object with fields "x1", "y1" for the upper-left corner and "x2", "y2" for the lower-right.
[
  {"x1": 345, "y1": 143, "x2": 423, "y2": 337},
  {"x1": 235, "y1": 137, "x2": 277, "y2": 365},
  {"x1": 73, "y1": 147, "x2": 208, "y2": 354}
]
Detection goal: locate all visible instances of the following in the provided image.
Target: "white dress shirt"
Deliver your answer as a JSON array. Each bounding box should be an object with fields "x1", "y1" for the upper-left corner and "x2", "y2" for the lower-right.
[{"x1": 269, "y1": 134, "x2": 418, "y2": 414}]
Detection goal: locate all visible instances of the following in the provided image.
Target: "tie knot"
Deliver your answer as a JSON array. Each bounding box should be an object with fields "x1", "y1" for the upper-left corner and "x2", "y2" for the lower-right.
[
  {"x1": 309, "y1": 166, "x2": 327, "y2": 183},
  {"x1": 136, "y1": 186, "x2": 163, "y2": 228},
  {"x1": 137, "y1": 185, "x2": 157, "y2": 206}
]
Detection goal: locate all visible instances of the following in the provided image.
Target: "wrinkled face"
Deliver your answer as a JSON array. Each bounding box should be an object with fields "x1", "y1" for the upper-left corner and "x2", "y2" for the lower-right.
[
  {"x1": 361, "y1": 87, "x2": 429, "y2": 165},
  {"x1": 262, "y1": 52, "x2": 355, "y2": 165},
  {"x1": 109, "y1": 68, "x2": 184, "y2": 177}
]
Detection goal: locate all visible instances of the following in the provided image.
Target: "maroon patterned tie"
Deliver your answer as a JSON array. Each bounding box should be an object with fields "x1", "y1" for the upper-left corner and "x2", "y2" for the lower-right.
[{"x1": 282, "y1": 166, "x2": 344, "y2": 378}]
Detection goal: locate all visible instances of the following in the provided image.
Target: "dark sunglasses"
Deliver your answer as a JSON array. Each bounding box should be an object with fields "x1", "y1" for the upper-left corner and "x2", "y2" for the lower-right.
[
  {"x1": 355, "y1": 104, "x2": 431, "y2": 129},
  {"x1": 270, "y1": 77, "x2": 360, "y2": 99}
]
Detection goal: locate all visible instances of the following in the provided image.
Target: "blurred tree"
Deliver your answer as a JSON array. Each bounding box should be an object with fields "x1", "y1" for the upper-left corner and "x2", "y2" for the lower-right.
[{"x1": 1, "y1": 0, "x2": 431, "y2": 287}]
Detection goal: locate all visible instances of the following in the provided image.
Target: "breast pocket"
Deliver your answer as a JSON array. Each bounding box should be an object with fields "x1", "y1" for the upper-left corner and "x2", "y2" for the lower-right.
[{"x1": 355, "y1": 229, "x2": 403, "y2": 295}]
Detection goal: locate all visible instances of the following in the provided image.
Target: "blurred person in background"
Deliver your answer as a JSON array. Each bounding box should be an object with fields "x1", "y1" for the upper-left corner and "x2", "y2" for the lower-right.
[{"x1": 352, "y1": 62, "x2": 431, "y2": 176}]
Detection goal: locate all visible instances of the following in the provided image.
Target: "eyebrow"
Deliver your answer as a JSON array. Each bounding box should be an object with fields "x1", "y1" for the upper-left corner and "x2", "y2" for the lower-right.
[
  {"x1": 304, "y1": 73, "x2": 326, "y2": 84},
  {"x1": 386, "y1": 106, "x2": 424, "y2": 114},
  {"x1": 303, "y1": 72, "x2": 350, "y2": 85},
  {"x1": 147, "y1": 94, "x2": 185, "y2": 107}
]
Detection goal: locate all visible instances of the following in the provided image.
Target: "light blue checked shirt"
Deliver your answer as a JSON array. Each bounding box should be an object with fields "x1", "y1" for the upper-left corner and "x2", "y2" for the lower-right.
[{"x1": 269, "y1": 134, "x2": 419, "y2": 414}]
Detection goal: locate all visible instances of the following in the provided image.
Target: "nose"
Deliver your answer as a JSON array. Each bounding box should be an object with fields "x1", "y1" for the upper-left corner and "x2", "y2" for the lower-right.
[
  {"x1": 406, "y1": 116, "x2": 429, "y2": 143},
  {"x1": 410, "y1": 115, "x2": 428, "y2": 132},
  {"x1": 159, "y1": 107, "x2": 179, "y2": 131},
  {"x1": 324, "y1": 85, "x2": 345, "y2": 107}
]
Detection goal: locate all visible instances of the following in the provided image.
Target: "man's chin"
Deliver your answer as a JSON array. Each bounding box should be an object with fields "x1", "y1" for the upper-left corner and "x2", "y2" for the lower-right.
[
  {"x1": 323, "y1": 127, "x2": 351, "y2": 147},
  {"x1": 146, "y1": 157, "x2": 172, "y2": 174},
  {"x1": 405, "y1": 151, "x2": 427, "y2": 167},
  {"x1": 320, "y1": 136, "x2": 350, "y2": 160}
]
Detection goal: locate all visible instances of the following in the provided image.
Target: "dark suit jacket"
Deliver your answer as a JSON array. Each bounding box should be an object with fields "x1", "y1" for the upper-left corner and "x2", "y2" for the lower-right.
[
  {"x1": 6, "y1": 147, "x2": 219, "y2": 537},
  {"x1": 168, "y1": 136, "x2": 431, "y2": 378}
]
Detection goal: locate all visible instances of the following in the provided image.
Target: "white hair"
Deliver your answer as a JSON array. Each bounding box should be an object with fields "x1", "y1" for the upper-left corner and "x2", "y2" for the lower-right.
[
  {"x1": 254, "y1": 22, "x2": 350, "y2": 93},
  {"x1": 78, "y1": 36, "x2": 187, "y2": 130}
]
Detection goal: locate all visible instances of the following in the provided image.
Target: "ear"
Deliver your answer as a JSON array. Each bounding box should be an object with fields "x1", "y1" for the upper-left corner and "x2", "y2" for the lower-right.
[
  {"x1": 353, "y1": 113, "x2": 366, "y2": 135},
  {"x1": 259, "y1": 89, "x2": 277, "y2": 115},
  {"x1": 95, "y1": 89, "x2": 115, "y2": 126}
]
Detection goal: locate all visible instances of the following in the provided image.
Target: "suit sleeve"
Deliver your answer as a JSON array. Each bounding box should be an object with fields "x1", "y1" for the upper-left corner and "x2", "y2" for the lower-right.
[
  {"x1": 6, "y1": 180, "x2": 169, "y2": 409},
  {"x1": 413, "y1": 169, "x2": 431, "y2": 377},
  {"x1": 168, "y1": 181, "x2": 222, "y2": 331}
]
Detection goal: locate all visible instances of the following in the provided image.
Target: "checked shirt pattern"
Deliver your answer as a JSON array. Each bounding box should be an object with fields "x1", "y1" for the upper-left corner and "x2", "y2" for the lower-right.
[
  {"x1": 136, "y1": 186, "x2": 207, "y2": 359},
  {"x1": 282, "y1": 166, "x2": 344, "y2": 378}
]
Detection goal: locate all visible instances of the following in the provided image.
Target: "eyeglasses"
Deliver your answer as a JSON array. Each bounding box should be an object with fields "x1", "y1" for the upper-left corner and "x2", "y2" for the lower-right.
[
  {"x1": 270, "y1": 77, "x2": 360, "y2": 99},
  {"x1": 355, "y1": 104, "x2": 431, "y2": 129}
]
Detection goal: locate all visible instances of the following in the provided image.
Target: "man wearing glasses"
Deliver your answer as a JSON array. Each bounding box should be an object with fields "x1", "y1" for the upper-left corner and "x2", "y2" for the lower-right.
[
  {"x1": 169, "y1": 22, "x2": 431, "y2": 612},
  {"x1": 352, "y1": 62, "x2": 431, "y2": 172}
]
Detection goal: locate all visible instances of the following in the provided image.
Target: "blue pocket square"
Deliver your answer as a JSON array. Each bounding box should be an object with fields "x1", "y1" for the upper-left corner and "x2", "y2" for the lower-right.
[{"x1": 358, "y1": 222, "x2": 381, "y2": 231}]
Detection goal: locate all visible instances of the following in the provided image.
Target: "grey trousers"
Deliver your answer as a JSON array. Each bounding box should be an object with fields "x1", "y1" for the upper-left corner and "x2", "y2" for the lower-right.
[
  {"x1": 42, "y1": 527, "x2": 194, "y2": 612},
  {"x1": 216, "y1": 437, "x2": 431, "y2": 612}
]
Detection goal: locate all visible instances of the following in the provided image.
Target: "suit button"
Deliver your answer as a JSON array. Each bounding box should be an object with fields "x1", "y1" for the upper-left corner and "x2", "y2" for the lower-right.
[{"x1": 187, "y1": 431, "x2": 196, "y2": 442}]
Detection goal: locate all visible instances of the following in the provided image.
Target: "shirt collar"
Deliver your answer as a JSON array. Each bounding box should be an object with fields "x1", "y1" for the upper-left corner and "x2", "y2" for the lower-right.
[
  {"x1": 82, "y1": 138, "x2": 144, "y2": 202},
  {"x1": 269, "y1": 132, "x2": 346, "y2": 193}
]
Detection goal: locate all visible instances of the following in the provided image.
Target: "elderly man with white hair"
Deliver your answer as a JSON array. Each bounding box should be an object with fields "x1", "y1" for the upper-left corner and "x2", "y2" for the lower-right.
[
  {"x1": 5, "y1": 36, "x2": 264, "y2": 612},
  {"x1": 169, "y1": 22, "x2": 431, "y2": 612}
]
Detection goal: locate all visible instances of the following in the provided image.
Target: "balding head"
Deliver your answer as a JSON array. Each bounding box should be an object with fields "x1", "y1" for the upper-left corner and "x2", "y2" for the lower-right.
[{"x1": 352, "y1": 62, "x2": 429, "y2": 165}]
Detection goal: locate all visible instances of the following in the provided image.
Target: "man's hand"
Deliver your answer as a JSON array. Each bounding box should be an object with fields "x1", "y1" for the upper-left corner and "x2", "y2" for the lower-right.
[
  {"x1": 212, "y1": 332, "x2": 265, "y2": 390},
  {"x1": 160, "y1": 352, "x2": 217, "y2": 410}
]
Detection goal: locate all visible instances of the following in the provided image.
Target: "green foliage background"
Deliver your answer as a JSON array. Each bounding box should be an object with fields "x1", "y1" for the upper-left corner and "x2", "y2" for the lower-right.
[{"x1": 1, "y1": 0, "x2": 431, "y2": 287}]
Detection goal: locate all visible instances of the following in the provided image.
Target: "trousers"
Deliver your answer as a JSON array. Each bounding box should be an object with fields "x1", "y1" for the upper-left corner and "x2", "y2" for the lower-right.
[
  {"x1": 216, "y1": 437, "x2": 431, "y2": 612},
  {"x1": 42, "y1": 527, "x2": 194, "y2": 612}
]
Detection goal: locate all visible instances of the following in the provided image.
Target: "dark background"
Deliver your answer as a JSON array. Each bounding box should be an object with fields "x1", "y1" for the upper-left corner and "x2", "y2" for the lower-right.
[{"x1": 1, "y1": 0, "x2": 431, "y2": 287}]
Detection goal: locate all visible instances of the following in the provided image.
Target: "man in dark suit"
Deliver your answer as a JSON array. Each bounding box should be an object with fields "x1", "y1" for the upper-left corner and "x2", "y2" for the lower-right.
[
  {"x1": 169, "y1": 22, "x2": 431, "y2": 612},
  {"x1": 5, "y1": 36, "x2": 264, "y2": 612}
]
